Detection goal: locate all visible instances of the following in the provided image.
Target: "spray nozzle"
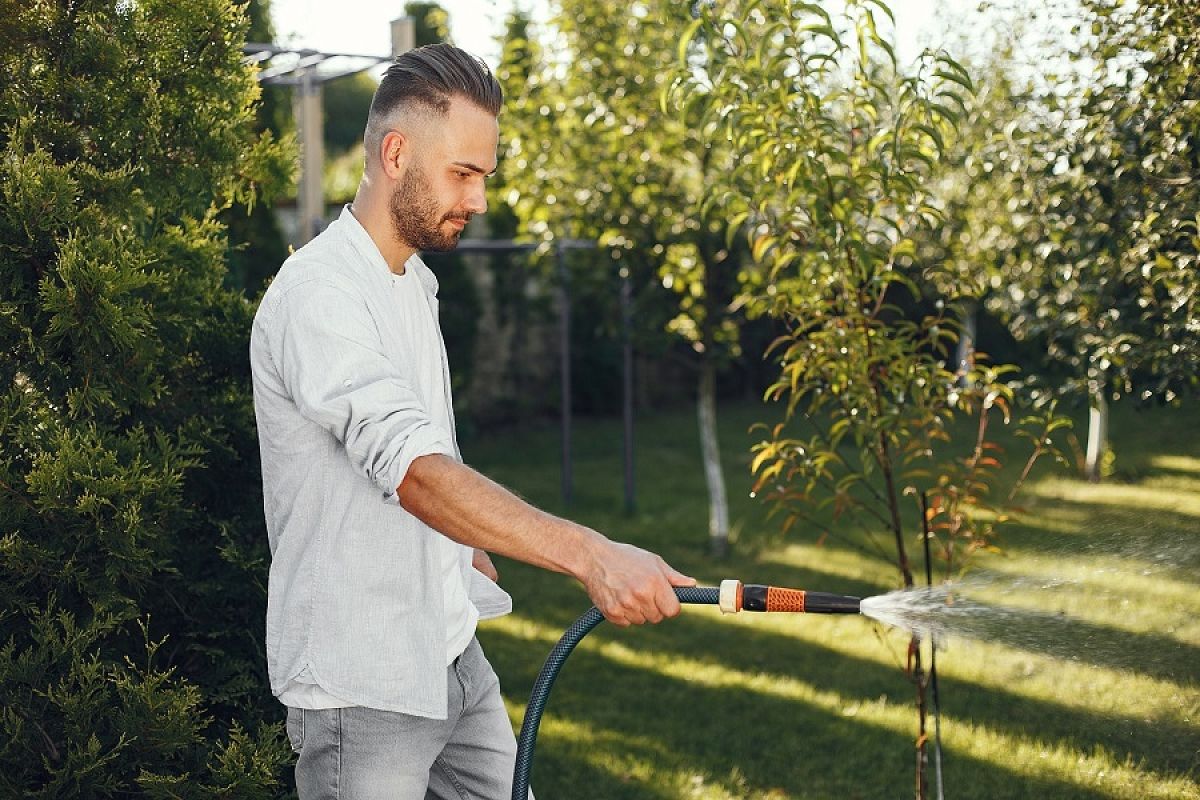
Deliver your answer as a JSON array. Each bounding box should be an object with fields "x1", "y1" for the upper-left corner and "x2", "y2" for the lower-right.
[{"x1": 719, "y1": 579, "x2": 861, "y2": 615}]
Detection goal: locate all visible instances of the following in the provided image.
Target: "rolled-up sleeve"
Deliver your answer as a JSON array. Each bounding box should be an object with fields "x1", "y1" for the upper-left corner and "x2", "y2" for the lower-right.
[{"x1": 269, "y1": 278, "x2": 455, "y2": 499}]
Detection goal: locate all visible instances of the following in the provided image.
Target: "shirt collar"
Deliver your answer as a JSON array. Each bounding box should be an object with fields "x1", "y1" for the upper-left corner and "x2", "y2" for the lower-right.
[
  {"x1": 336, "y1": 205, "x2": 438, "y2": 297},
  {"x1": 336, "y1": 204, "x2": 396, "y2": 279}
]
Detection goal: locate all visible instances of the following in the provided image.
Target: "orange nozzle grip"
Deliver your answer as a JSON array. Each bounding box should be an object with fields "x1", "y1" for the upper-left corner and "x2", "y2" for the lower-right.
[{"x1": 765, "y1": 587, "x2": 807, "y2": 613}]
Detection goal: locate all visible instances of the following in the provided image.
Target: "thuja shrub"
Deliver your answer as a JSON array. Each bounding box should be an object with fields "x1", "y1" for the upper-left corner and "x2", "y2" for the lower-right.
[{"x1": 1, "y1": 0, "x2": 294, "y2": 794}]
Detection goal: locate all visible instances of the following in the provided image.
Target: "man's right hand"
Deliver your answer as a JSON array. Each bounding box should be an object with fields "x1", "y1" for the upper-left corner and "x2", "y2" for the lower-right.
[{"x1": 577, "y1": 539, "x2": 696, "y2": 626}]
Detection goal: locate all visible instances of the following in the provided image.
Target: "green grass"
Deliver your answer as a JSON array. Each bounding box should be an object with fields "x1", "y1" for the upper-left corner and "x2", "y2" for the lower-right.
[{"x1": 465, "y1": 400, "x2": 1200, "y2": 799}]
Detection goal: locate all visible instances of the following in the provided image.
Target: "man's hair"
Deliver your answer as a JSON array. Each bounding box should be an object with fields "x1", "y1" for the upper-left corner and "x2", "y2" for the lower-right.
[{"x1": 365, "y1": 44, "x2": 501, "y2": 160}]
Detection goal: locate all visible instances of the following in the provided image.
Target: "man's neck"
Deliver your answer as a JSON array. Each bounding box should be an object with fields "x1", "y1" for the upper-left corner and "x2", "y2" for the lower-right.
[{"x1": 350, "y1": 187, "x2": 415, "y2": 275}]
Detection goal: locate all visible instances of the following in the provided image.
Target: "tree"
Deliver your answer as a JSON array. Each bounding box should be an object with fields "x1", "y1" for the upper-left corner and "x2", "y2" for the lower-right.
[
  {"x1": 0, "y1": 0, "x2": 294, "y2": 793},
  {"x1": 475, "y1": 9, "x2": 552, "y2": 425},
  {"x1": 1035, "y1": 0, "x2": 1199, "y2": 479},
  {"x1": 498, "y1": 0, "x2": 752, "y2": 554},
  {"x1": 909, "y1": 14, "x2": 1071, "y2": 407},
  {"x1": 323, "y1": 72, "x2": 378, "y2": 157},
  {"x1": 672, "y1": 1, "x2": 1069, "y2": 795},
  {"x1": 407, "y1": 1, "x2": 453, "y2": 47},
  {"x1": 927, "y1": 0, "x2": 1200, "y2": 481}
]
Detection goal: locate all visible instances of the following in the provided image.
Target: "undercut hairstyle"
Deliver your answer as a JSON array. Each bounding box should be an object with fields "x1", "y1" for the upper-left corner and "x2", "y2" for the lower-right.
[{"x1": 364, "y1": 44, "x2": 502, "y2": 161}]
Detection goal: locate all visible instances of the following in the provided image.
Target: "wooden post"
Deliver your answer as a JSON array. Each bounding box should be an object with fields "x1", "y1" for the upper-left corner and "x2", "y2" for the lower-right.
[
  {"x1": 294, "y1": 69, "x2": 324, "y2": 244},
  {"x1": 390, "y1": 16, "x2": 415, "y2": 58}
]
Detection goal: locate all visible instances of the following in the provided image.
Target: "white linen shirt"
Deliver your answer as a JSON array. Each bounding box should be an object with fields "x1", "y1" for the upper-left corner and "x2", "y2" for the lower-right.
[{"x1": 251, "y1": 206, "x2": 511, "y2": 719}]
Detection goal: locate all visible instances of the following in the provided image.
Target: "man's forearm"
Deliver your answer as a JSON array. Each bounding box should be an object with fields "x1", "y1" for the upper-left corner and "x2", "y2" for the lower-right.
[
  {"x1": 397, "y1": 453, "x2": 601, "y2": 581},
  {"x1": 398, "y1": 453, "x2": 696, "y2": 626}
]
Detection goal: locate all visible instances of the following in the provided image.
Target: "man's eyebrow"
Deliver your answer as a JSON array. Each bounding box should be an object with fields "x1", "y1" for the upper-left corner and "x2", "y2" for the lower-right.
[{"x1": 452, "y1": 161, "x2": 496, "y2": 177}]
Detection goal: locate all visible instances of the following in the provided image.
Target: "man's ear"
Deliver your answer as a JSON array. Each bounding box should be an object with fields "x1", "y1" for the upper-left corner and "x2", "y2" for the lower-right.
[{"x1": 378, "y1": 129, "x2": 410, "y2": 180}]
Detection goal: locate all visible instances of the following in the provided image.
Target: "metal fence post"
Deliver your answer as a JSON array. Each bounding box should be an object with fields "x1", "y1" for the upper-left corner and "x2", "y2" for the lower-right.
[
  {"x1": 557, "y1": 241, "x2": 573, "y2": 506},
  {"x1": 620, "y1": 264, "x2": 635, "y2": 515}
]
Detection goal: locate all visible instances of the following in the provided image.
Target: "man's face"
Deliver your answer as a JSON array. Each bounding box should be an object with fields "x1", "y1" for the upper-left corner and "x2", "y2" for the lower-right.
[
  {"x1": 389, "y1": 163, "x2": 463, "y2": 253},
  {"x1": 389, "y1": 97, "x2": 499, "y2": 254}
]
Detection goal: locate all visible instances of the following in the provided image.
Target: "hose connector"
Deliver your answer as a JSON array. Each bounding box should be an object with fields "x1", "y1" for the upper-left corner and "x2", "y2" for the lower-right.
[
  {"x1": 718, "y1": 580, "x2": 861, "y2": 615},
  {"x1": 719, "y1": 579, "x2": 741, "y2": 614}
]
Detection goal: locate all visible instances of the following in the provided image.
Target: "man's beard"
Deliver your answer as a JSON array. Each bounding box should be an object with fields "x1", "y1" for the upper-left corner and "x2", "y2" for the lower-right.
[{"x1": 389, "y1": 165, "x2": 469, "y2": 253}]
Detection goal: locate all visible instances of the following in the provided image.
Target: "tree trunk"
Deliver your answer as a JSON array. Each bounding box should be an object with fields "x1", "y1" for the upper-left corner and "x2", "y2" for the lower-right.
[
  {"x1": 698, "y1": 361, "x2": 729, "y2": 558},
  {"x1": 1085, "y1": 382, "x2": 1108, "y2": 483},
  {"x1": 955, "y1": 301, "x2": 977, "y2": 386}
]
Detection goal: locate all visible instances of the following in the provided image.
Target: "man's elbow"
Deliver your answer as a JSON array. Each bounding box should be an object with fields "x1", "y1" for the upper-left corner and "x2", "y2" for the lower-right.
[{"x1": 397, "y1": 452, "x2": 456, "y2": 511}]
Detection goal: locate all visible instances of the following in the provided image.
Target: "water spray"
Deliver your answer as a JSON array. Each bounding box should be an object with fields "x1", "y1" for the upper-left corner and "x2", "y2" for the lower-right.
[{"x1": 511, "y1": 580, "x2": 863, "y2": 799}]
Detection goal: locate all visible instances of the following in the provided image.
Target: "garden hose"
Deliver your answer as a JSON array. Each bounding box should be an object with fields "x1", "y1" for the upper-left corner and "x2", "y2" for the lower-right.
[{"x1": 511, "y1": 580, "x2": 862, "y2": 799}]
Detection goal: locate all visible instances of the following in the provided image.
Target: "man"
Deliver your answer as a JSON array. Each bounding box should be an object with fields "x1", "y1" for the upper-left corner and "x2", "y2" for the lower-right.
[{"x1": 250, "y1": 44, "x2": 694, "y2": 799}]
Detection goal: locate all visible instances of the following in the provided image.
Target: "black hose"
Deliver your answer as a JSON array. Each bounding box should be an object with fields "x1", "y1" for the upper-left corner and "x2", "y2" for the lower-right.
[{"x1": 511, "y1": 586, "x2": 721, "y2": 800}]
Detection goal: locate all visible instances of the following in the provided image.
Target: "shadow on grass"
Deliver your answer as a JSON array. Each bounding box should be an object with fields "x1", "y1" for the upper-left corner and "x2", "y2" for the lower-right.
[
  {"x1": 1139, "y1": 458, "x2": 1200, "y2": 482},
  {"x1": 483, "y1": 622, "x2": 1128, "y2": 800},
  {"x1": 471, "y1": 400, "x2": 1200, "y2": 797}
]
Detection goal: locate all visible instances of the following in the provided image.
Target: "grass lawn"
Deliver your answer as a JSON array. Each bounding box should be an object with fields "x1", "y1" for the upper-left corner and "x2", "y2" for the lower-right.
[{"x1": 465, "y1": 399, "x2": 1199, "y2": 799}]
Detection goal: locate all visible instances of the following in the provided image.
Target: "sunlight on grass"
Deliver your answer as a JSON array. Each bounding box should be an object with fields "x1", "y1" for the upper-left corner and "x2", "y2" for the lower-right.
[
  {"x1": 1152, "y1": 454, "x2": 1200, "y2": 475},
  {"x1": 648, "y1": 539, "x2": 1197, "y2": 722},
  {"x1": 492, "y1": 599, "x2": 1195, "y2": 800},
  {"x1": 755, "y1": 542, "x2": 899, "y2": 586},
  {"x1": 1029, "y1": 478, "x2": 1200, "y2": 517},
  {"x1": 971, "y1": 552, "x2": 1197, "y2": 641},
  {"x1": 828, "y1": 575, "x2": 1186, "y2": 718},
  {"x1": 942, "y1": 725, "x2": 1200, "y2": 800},
  {"x1": 901, "y1": 626, "x2": 1194, "y2": 721},
  {"x1": 999, "y1": 502, "x2": 1094, "y2": 534},
  {"x1": 745, "y1": 599, "x2": 1192, "y2": 724}
]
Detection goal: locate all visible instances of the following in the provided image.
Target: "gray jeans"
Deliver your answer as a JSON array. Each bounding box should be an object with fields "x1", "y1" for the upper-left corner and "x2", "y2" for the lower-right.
[{"x1": 286, "y1": 639, "x2": 533, "y2": 800}]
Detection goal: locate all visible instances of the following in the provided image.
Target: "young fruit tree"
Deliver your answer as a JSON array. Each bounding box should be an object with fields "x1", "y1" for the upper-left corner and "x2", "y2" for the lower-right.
[
  {"x1": 669, "y1": 1, "x2": 1070, "y2": 796},
  {"x1": 922, "y1": 0, "x2": 1200, "y2": 482}
]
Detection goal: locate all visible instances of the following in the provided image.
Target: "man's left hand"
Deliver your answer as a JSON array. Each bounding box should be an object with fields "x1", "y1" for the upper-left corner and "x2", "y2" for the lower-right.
[{"x1": 472, "y1": 548, "x2": 499, "y2": 582}]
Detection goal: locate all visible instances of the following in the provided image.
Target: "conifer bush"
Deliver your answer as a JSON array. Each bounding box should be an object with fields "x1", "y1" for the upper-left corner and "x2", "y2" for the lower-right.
[{"x1": 1, "y1": 0, "x2": 294, "y2": 793}]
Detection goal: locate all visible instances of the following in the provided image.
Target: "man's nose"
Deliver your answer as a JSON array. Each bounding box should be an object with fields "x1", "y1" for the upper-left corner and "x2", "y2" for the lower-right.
[{"x1": 464, "y1": 182, "x2": 488, "y2": 215}]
